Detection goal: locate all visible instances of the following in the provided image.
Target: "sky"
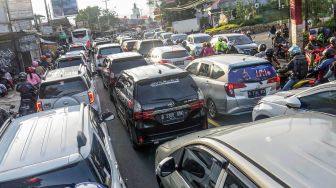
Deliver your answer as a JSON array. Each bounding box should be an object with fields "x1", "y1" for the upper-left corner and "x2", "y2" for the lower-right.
[{"x1": 31, "y1": 0, "x2": 149, "y2": 18}]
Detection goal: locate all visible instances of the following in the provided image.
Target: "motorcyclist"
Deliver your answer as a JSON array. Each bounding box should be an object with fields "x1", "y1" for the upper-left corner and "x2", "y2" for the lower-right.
[
  {"x1": 181, "y1": 40, "x2": 190, "y2": 52},
  {"x1": 202, "y1": 42, "x2": 215, "y2": 57},
  {"x1": 246, "y1": 30, "x2": 253, "y2": 41},
  {"x1": 75, "y1": 182, "x2": 107, "y2": 188},
  {"x1": 282, "y1": 45, "x2": 309, "y2": 91},
  {"x1": 215, "y1": 37, "x2": 228, "y2": 54},
  {"x1": 26, "y1": 66, "x2": 41, "y2": 87},
  {"x1": 314, "y1": 48, "x2": 336, "y2": 84},
  {"x1": 32, "y1": 60, "x2": 45, "y2": 77},
  {"x1": 281, "y1": 23, "x2": 289, "y2": 39},
  {"x1": 40, "y1": 55, "x2": 49, "y2": 69},
  {"x1": 254, "y1": 44, "x2": 267, "y2": 58},
  {"x1": 265, "y1": 48, "x2": 280, "y2": 69},
  {"x1": 305, "y1": 35, "x2": 323, "y2": 68},
  {"x1": 328, "y1": 37, "x2": 336, "y2": 51},
  {"x1": 273, "y1": 31, "x2": 286, "y2": 56},
  {"x1": 16, "y1": 72, "x2": 37, "y2": 115},
  {"x1": 324, "y1": 61, "x2": 336, "y2": 81}
]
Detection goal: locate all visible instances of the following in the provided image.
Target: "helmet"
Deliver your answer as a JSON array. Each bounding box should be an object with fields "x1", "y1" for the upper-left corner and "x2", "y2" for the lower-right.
[
  {"x1": 330, "y1": 37, "x2": 336, "y2": 45},
  {"x1": 75, "y1": 182, "x2": 106, "y2": 188},
  {"x1": 288, "y1": 45, "x2": 302, "y2": 57},
  {"x1": 41, "y1": 55, "x2": 47, "y2": 61},
  {"x1": 265, "y1": 48, "x2": 274, "y2": 57},
  {"x1": 323, "y1": 48, "x2": 336, "y2": 58},
  {"x1": 181, "y1": 40, "x2": 187, "y2": 47},
  {"x1": 18, "y1": 72, "x2": 27, "y2": 81},
  {"x1": 309, "y1": 35, "x2": 316, "y2": 41},
  {"x1": 32, "y1": 61, "x2": 39, "y2": 67},
  {"x1": 276, "y1": 31, "x2": 281, "y2": 36},
  {"x1": 258, "y1": 44, "x2": 267, "y2": 52}
]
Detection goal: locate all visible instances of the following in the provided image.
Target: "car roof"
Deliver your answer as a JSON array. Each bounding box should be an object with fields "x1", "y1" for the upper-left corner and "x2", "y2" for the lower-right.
[
  {"x1": 106, "y1": 52, "x2": 143, "y2": 61},
  {"x1": 59, "y1": 53, "x2": 83, "y2": 60},
  {"x1": 188, "y1": 33, "x2": 210, "y2": 38},
  {"x1": 198, "y1": 54, "x2": 269, "y2": 68},
  {"x1": 140, "y1": 39, "x2": 162, "y2": 43},
  {"x1": 213, "y1": 33, "x2": 246, "y2": 38},
  {"x1": 208, "y1": 112, "x2": 336, "y2": 187},
  {"x1": 42, "y1": 65, "x2": 85, "y2": 82},
  {"x1": 152, "y1": 45, "x2": 187, "y2": 53},
  {"x1": 70, "y1": 43, "x2": 85, "y2": 47},
  {"x1": 124, "y1": 64, "x2": 187, "y2": 82},
  {"x1": 97, "y1": 43, "x2": 120, "y2": 49},
  {"x1": 172, "y1": 33, "x2": 187, "y2": 37},
  {"x1": 0, "y1": 104, "x2": 92, "y2": 182}
]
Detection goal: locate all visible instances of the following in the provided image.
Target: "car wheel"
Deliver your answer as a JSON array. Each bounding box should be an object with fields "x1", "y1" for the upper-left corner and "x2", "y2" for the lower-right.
[
  {"x1": 255, "y1": 115, "x2": 270, "y2": 121},
  {"x1": 128, "y1": 125, "x2": 141, "y2": 150},
  {"x1": 207, "y1": 99, "x2": 217, "y2": 119}
]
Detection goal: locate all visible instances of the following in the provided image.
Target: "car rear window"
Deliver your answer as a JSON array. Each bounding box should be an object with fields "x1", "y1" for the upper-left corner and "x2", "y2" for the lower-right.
[
  {"x1": 0, "y1": 160, "x2": 100, "y2": 188},
  {"x1": 139, "y1": 41, "x2": 163, "y2": 54},
  {"x1": 227, "y1": 35, "x2": 252, "y2": 45},
  {"x1": 72, "y1": 30, "x2": 86, "y2": 38},
  {"x1": 99, "y1": 47, "x2": 122, "y2": 55},
  {"x1": 70, "y1": 46, "x2": 85, "y2": 51},
  {"x1": 58, "y1": 58, "x2": 84, "y2": 68},
  {"x1": 136, "y1": 75, "x2": 198, "y2": 104},
  {"x1": 111, "y1": 58, "x2": 148, "y2": 75},
  {"x1": 229, "y1": 63, "x2": 276, "y2": 83},
  {"x1": 39, "y1": 77, "x2": 88, "y2": 99},
  {"x1": 162, "y1": 50, "x2": 189, "y2": 59}
]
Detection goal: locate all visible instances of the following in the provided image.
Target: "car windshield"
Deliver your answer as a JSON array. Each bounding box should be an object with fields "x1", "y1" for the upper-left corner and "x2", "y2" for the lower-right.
[
  {"x1": 125, "y1": 41, "x2": 136, "y2": 49},
  {"x1": 228, "y1": 35, "x2": 253, "y2": 45},
  {"x1": 39, "y1": 77, "x2": 88, "y2": 99},
  {"x1": 136, "y1": 75, "x2": 198, "y2": 105},
  {"x1": 111, "y1": 58, "x2": 148, "y2": 75},
  {"x1": 95, "y1": 41, "x2": 110, "y2": 46},
  {"x1": 139, "y1": 41, "x2": 163, "y2": 55},
  {"x1": 162, "y1": 50, "x2": 189, "y2": 59},
  {"x1": 58, "y1": 58, "x2": 84, "y2": 68},
  {"x1": 0, "y1": 160, "x2": 100, "y2": 188},
  {"x1": 145, "y1": 32, "x2": 154, "y2": 37},
  {"x1": 162, "y1": 33, "x2": 173, "y2": 39},
  {"x1": 70, "y1": 46, "x2": 85, "y2": 52},
  {"x1": 229, "y1": 63, "x2": 276, "y2": 83},
  {"x1": 194, "y1": 36, "x2": 211, "y2": 43},
  {"x1": 72, "y1": 30, "x2": 87, "y2": 38},
  {"x1": 171, "y1": 34, "x2": 187, "y2": 41},
  {"x1": 99, "y1": 47, "x2": 122, "y2": 55}
]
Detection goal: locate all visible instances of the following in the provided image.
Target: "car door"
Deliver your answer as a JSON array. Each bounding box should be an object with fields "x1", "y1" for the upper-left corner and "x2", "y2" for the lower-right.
[
  {"x1": 195, "y1": 62, "x2": 212, "y2": 99},
  {"x1": 114, "y1": 75, "x2": 133, "y2": 125},
  {"x1": 162, "y1": 145, "x2": 225, "y2": 188},
  {"x1": 207, "y1": 64, "x2": 226, "y2": 103}
]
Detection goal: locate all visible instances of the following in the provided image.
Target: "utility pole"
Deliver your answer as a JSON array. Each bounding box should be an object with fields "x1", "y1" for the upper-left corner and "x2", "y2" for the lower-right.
[
  {"x1": 103, "y1": 0, "x2": 109, "y2": 10},
  {"x1": 44, "y1": 0, "x2": 50, "y2": 23}
]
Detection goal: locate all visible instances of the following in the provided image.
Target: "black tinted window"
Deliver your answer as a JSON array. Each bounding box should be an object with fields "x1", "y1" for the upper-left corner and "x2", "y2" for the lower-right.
[
  {"x1": 39, "y1": 78, "x2": 88, "y2": 99},
  {"x1": 212, "y1": 64, "x2": 225, "y2": 79},
  {"x1": 70, "y1": 46, "x2": 85, "y2": 51},
  {"x1": 223, "y1": 173, "x2": 247, "y2": 188},
  {"x1": 90, "y1": 135, "x2": 111, "y2": 181},
  {"x1": 136, "y1": 75, "x2": 198, "y2": 104},
  {"x1": 99, "y1": 47, "x2": 122, "y2": 55},
  {"x1": 73, "y1": 31, "x2": 86, "y2": 38},
  {"x1": 58, "y1": 58, "x2": 84, "y2": 68},
  {"x1": 228, "y1": 35, "x2": 252, "y2": 45},
  {"x1": 111, "y1": 58, "x2": 148, "y2": 75},
  {"x1": 187, "y1": 62, "x2": 199, "y2": 75},
  {"x1": 299, "y1": 90, "x2": 336, "y2": 115},
  {"x1": 162, "y1": 50, "x2": 189, "y2": 59},
  {"x1": 0, "y1": 160, "x2": 100, "y2": 188},
  {"x1": 139, "y1": 41, "x2": 163, "y2": 55},
  {"x1": 199, "y1": 63, "x2": 211, "y2": 77},
  {"x1": 194, "y1": 36, "x2": 211, "y2": 43}
]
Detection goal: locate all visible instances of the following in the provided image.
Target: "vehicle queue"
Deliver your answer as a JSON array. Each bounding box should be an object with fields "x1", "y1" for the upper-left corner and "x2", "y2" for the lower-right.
[{"x1": 0, "y1": 27, "x2": 335, "y2": 188}]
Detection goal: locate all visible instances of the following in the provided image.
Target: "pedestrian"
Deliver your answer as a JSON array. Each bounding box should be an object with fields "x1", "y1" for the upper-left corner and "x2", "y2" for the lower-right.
[
  {"x1": 281, "y1": 23, "x2": 289, "y2": 39},
  {"x1": 269, "y1": 25, "x2": 276, "y2": 39}
]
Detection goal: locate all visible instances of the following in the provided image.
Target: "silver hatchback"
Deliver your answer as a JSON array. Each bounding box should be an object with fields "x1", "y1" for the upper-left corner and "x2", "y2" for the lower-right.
[
  {"x1": 37, "y1": 65, "x2": 101, "y2": 113},
  {"x1": 185, "y1": 54, "x2": 279, "y2": 118}
]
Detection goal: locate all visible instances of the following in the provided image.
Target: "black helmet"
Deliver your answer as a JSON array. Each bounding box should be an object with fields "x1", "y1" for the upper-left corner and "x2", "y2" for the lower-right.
[
  {"x1": 276, "y1": 31, "x2": 281, "y2": 36},
  {"x1": 330, "y1": 37, "x2": 336, "y2": 45},
  {"x1": 258, "y1": 44, "x2": 267, "y2": 52},
  {"x1": 18, "y1": 72, "x2": 27, "y2": 81},
  {"x1": 265, "y1": 48, "x2": 274, "y2": 57},
  {"x1": 323, "y1": 48, "x2": 336, "y2": 58},
  {"x1": 182, "y1": 40, "x2": 187, "y2": 47}
]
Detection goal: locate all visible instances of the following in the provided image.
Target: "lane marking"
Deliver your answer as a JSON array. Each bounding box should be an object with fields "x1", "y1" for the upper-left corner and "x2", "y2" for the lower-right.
[{"x1": 208, "y1": 118, "x2": 221, "y2": 127}]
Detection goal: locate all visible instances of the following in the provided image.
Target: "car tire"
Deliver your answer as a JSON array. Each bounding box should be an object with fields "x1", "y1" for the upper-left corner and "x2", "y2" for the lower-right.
[
  {"x1": 128, "y1": 125, "x2": 141, "y2": 150},
  {"x1": 207, "y1": 99, "x2": 217, "y2": 119},
  {"x1": 255, "y1": 115, "x2": 270, "y2": 121}
]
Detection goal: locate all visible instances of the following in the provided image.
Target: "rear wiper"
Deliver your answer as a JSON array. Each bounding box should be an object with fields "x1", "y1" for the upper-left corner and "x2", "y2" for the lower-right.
[{"x1": 58, "y1": 90, "x2": 83, "y2": 97}]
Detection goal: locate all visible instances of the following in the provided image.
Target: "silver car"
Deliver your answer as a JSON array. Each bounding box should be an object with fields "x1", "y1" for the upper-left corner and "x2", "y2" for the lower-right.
[
  {"x1": 148, "y1": 45, "x2": 194, "y2": 68},
  {"x1": 37, "y1": 65, "x2": 101, "y2": 113},
  {"x1": 252, "y1": 81, "x2": 336, "y2": 121},
  {"x1": 185, "y1": 54, "x2": 280, "y2": 118}
]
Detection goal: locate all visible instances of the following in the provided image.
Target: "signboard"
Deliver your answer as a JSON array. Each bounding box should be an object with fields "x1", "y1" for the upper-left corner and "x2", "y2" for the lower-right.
[
  {"x1": 51, "y1": 0, "x2": 79, "y2": 17},
  {"x1": 7, "y1": 0, "x2": 34, "y2": 20}
]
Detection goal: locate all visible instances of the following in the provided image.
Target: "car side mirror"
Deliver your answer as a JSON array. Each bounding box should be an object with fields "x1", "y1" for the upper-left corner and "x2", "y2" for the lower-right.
[
  {"x1": 285, "y1": 97, "x2": 301, "y2": 108},
  {"x1": 156, "y1": 157, "x2": 176, "y2": 177},
  {"x1": 101, "y1": 111, "x2": 115, "y2": 122}
]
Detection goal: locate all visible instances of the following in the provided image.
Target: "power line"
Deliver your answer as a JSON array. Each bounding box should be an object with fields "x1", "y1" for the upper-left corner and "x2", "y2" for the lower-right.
[{"x1": 164, "y1": 0, "x2": 211, "y2": 11}]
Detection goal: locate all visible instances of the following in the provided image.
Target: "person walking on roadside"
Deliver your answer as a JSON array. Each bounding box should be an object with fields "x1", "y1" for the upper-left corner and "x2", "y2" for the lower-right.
[{"x1": 269, "y1": 25, "x2": 276, "y2": 39}]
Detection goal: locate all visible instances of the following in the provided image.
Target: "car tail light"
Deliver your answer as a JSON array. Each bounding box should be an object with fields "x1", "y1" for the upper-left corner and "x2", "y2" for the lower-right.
[
  {"x1": 267, "y1": 75, "x2": 281, "y2": 90},
  {"x1": 190, "y1": 100, "x2": 205, "y2": 110},
  {"x1": 186, "y1": 56, "x2": 194, "y2": 61},
  {"x1": 309, "y1": 79, "x2": 315, "y2": 86},
  {"x1": 129, "y1": 100, "x2": 155, "y2": 120},
  {"x1": 159, "y1": 59, "x2": 171, "y2": 64},
  {"x1": 225, "y1": 83, "x2": 246, "y2": 97},
  {"x1": 25, "y1": 177, "x2": 41, "y2": 184},
  {"x1": 138, "y1": 136, "x2": 144, "y2": 144},
  {"x1": 88, "y1": 91, "x2": 95, "y2": 104},
  {"x1": 36, "y1": 101, "x2": 43, "y2": 112}
]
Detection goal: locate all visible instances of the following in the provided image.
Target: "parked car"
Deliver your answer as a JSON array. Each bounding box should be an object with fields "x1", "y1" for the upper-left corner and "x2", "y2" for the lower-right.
[
  {"x1": 113, "y1": 64, "x2": 208, "y2": 149},
  {"x1": 210, "y1": 33, "x2": 258, "y2": 55},
  {"x1": 186, "y1": 33, "x2": 211, "y2": 57},
  {"x1": 252, "y1": 81, "x2": 336, "y2": 121},
  {"x1": 149, "y1": 45, "x2": 193, "y2": 68},
  {"x1": 121, "y1": 40, "x2": 139, "y2": 52},
  {"x1": 56, "y1": 53, "x2": 87, "y2": 68},
  {"x1": 0, "y1": 104, "x2": 126, "y2": 188},
  {"x1": 155, "y1": 112, "x2": 336, "y2": 188},
  {"x1": 94, "y1": 43, "x2": 123, "y2": 75},
  {"x1": 171, "y1": 33, "x2": 187, "y2": 44},
  {"x1": 144, "y1": 32, "x2": 155, "y2": 39},
  {"x1": 100, "y1": 52, "x2": 149, "y2": 98},
  {"x1": 135, "y1": 39, "x2": 164, "y2": 57},
  {"x1": 37, "y1": 65, "x2": 101, "y2": 113},
  {"x1": 185, "y1": 54, "x2": 280, "y2": 118}
]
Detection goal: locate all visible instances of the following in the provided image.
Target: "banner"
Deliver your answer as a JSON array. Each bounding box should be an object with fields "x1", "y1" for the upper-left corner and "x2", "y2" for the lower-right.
[
  {"x1": 51, "y1": 0, "x2": 79, "y2": 17},
  {"x1": 7, "y1": 0, "x2": 34, "y2": 20}
]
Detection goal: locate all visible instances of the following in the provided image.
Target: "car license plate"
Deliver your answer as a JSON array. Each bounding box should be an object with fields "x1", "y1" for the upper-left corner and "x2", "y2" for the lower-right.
[
  {"x1": 248, "y1": 89, "x2": 266, "y2": 98},
  {"x1": 173, "y1": 61, "x2": 184, "y2": 66},
  {"x1": 161, "y1": 110, "x2": 185, "y2": 125}
]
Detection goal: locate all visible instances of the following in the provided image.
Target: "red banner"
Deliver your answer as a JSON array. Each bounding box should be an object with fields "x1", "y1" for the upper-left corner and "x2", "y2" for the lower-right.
[{"x1": 290, "y1": 0, "x2": 303, "y2": 25}]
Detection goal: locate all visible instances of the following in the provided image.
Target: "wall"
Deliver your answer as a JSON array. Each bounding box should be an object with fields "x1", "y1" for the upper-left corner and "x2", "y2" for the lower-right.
[
  {"x1": 0, "y1": 1, "x2": 9, "y2": 33},
  {"x1": 0, "y1": 40, "x2": 16, "y2": 73}
]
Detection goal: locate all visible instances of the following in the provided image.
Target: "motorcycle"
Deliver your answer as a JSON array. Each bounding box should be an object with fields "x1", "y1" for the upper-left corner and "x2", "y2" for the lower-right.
[
  {"x1": 18, "y1": 98, "x2": 36, "y2": 117},
  {"x1": 276, "y1": 42, "x2": 290, "y2": 60},
  {"x1": 305, "y1": 47, "x2": 325, "y2": 70}
]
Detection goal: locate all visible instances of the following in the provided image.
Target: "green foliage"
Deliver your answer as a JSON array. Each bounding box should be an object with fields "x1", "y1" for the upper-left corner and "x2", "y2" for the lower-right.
[{"x1": 205, "y1": 24, "x2": 240, "y2": 34}]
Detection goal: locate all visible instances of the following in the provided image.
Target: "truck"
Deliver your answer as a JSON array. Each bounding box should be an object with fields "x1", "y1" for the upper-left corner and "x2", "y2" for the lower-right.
[{"x1": 172, "y1": 18, "x2": 200, "y2": 34}]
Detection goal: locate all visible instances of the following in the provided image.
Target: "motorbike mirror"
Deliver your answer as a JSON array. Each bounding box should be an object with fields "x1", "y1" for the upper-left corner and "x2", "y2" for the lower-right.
[{"x1": 285, "y1": 96, "x2": 301, "y2": 108}]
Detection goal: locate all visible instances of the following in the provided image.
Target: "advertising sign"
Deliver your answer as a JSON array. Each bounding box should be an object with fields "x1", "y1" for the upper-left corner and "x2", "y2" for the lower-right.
[
  {"x1": 7, "y1": 0, "x2": 34, "y2": 20},
  {"x1": 51, "y1": 0, "x2": 79, "y2": 17}
]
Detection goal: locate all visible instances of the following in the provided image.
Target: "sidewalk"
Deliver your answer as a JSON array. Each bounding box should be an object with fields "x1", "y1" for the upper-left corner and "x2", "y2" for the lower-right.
[{"x1": 0, "y1": 90, "x2": 20, "y2": 113}]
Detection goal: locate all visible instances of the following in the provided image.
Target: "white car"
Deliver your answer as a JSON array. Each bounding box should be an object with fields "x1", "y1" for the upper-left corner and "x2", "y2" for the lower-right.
[
  {"x1": 148, "y1": 45, "x2": 193, "y2": 68},
  {"x1": 94, "y1": 43, "x2": 123, "y2": 74},
  {"x1": 186, "y1": 33, "x2": 211, "y2": 57},
  {"x1": 252, "y1": 81, "x2": 336, "y2": 121}
]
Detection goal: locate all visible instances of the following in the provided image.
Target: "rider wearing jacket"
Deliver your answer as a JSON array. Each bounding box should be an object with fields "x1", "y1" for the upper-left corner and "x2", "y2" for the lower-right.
[
  {"x1": 265, "y1": 48, "x2": 280, "y2": 69},
  {"x1": 324, "y1": 61, "x2": 336, "y2": 81},
  {"x1": 282, "y1": 45, "x2": 309, "y2": 91},
  {"x1": 16, "y1": 72, "x2": 37, "y2": 115},
  {"x1": 315, "y1": 48, "x2": 336, "y2": 84},
  {"x1": 254, "y1": 44, "x2": 267, "y2": 58},
  {"x1": 215, "y1": 37, "x2": 228, "y2": 54},
  {"x1": 273, "y1": 31, "x2": 285, "y2": 56}
]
